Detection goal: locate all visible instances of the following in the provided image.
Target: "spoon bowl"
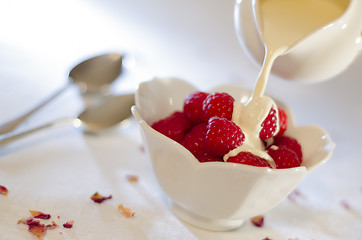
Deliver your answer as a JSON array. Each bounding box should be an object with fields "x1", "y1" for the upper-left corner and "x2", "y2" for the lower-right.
[
  {"x1": 77, "y1": 93, "x2": 134, "y2": 132},
  {"x1": 69, "y1": 53, "x2": 123, "y2": 93},
  {"x1": 0, "y1": 94, "x2": 135, "y2": 146},
  {"x1": 0, "y1": 52, "x2": 124, "y2": 135}
]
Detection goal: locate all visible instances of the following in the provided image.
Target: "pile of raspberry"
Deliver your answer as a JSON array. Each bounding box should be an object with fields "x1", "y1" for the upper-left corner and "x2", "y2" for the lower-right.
[{"x1": 151, "y1": 91, "x2": 302, "y2": 169}]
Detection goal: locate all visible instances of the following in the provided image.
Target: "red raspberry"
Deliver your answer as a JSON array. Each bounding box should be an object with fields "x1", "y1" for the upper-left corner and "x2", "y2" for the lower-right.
[
  {"x1": 275, "y1": 107, "x2": 288, "y2": 138},
  {"x1": 227, "y1": 152, "x2": 271, "y2": 167},
  {"x1": 259, "y1": 107, "x2": 278, "y2": 140},
  {"x1": 181, "y1": 123, "x2": 207, "y2": 157},
  {"x1": 202, "y1": 92, "x2": 235, "y2": 122},
  {"x1": 183, "y1": 91, "x2": 209, "y2": 124},
  {"x1": 268, "y1": 145, "x2": 300, "y2": 169},
  {"x1": 197, "y1": 154, "x2": 223, "y2": 163},
  {"x1": 151, "y1": 111, "x2": 191, "y2": 143},
  {"x1": 205, "y1": 116, "x2": 244, "y2": 157},
  {"x1": 273, "y1": 136, "x2": 302, "y2": 164}
]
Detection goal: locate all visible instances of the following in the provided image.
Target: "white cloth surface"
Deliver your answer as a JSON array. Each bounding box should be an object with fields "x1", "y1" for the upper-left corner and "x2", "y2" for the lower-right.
[
  {"x1": 0, "y1": 118, "x2": 197, "y2": 240},
  {"x1": 1, "y1": 0, "x2": 362, "y2": 239}
]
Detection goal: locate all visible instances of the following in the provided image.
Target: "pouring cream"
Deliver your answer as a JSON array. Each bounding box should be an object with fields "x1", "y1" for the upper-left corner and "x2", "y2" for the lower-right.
[
  {"x1": 225, "y1": 0, "x2": 350, "y2": 165},
  {"x1": 255, "y1": 0, "x2": 349, "y2": 97}
]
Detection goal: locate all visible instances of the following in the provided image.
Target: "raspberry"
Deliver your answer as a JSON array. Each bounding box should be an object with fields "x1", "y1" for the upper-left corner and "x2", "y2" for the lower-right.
[
  {"x1": 275, "y1": 107, "x2": 288, "y2": 138},
  {"x1": 273, "y1": 136, "x2": 302, "y2": 163},
  {"x1": 202, "y1": 92, "x2": 235, "y2": 121},
  {"x1": 205, "y1": 116, "x2": 244, "y2": 157},
  {"x1": 151, "y1": 111, "x2": 191, "y2": 143},
  {"x1": 181, "y1": 123, "x2": 207, "y2": 157},
  {"x1": 183, "y1": 91, "x2": 209, "y2": 124},
  {"x1": 259, "y1": 107, "x2": 278, "y2": 140},
  {"x1": 227, "y1": 152, "x2": 271, "y2": 167},
  {"x1": 268, "y1": 145, "x2": 300, "y2": 169},
  {"x1": 197, "y1": 154, "x2": 223, "y2": 163}
]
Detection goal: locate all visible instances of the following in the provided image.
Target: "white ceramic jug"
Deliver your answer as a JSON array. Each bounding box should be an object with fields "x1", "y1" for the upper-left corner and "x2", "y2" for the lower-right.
[{"x1": 234, "y1": 0, "x2": 362, "y2": 82}]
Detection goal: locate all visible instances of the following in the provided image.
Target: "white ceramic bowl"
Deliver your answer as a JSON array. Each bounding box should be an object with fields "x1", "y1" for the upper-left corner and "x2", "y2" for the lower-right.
[{"x1": 132, "y1": 77, "x2": 334, "y2": 231}]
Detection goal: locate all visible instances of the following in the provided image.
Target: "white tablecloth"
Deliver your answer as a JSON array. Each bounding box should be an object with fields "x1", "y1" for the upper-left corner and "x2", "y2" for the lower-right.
[{"x1": 1, "y1": 0, "x2": 361, "y2": 239}]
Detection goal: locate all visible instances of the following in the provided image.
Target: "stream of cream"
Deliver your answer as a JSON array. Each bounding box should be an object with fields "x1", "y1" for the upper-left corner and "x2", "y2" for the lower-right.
[{"x1": 224, "y1": 0, "x2": 349, "y2": 165}]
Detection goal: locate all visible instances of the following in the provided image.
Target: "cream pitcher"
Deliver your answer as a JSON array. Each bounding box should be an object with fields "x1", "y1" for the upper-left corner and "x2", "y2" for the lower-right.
[{"x1": 234, "y1": 0, "x2": 362, "y2": 82}]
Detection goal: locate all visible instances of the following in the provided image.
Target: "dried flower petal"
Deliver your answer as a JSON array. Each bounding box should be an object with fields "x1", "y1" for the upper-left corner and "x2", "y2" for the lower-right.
[
  {"x1": 46, "y1": 221, "x2": 58, "y2": 229},
  {"x1": 251, "y1": 215, "x2": 264, "y2": 227},
  {"x1": 340, "y1": 200, "x2": 350, "y2": 210},
  {"x1": 18, "y1": 218, "x2": 30, "y2": 225},
  {"x1": 27, "y1": 218, "x2": 42, "y2": 226},
  {"x1": 18, "y1": 217, "x2": 47, "y2": 240},
  {"x1": 0, "y1": 185, "x2": 8, "y2": 195},
  {"x1": 288, "y1": 189, "x2": 302, "y2": 202},
  {"x1": 90, "y1": 192, "x2": 112, "y2": 204},
  {"x1": 127, "y1": 175, "x2": 139, "y2": 182},
  {"x1": 63, "y1": 220, "x2": 74, "y2": 229},
  {"x1": 118, "y1": 204, "x2": 135, "y2": 218},
  {"x1": 17, "y1": 218, "x2": 28, "y2": 224},
  {"x1": 29, "y1": 210, "x2": 51, "y2": 219},
  {"x1": 28, "y1": 224, "x2": 46, "y2": 240},
  {"x1": 18, "y1": 212, "x2": 64, "y2": 238}
]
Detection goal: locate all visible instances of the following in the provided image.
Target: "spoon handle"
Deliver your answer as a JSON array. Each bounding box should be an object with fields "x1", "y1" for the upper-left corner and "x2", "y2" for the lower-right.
[
  {"x1": 0, "y1": 83, "x2": 70, "y2": 135},
  {"x1": 0, "y1": 118, "x2": 73, "y2": 146}
]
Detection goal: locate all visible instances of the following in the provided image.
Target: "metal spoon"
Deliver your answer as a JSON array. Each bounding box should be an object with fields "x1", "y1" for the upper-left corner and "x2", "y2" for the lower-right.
[
  {"x1": 69, "y1": 52, "x2": 123, "y2": 93},
  {"x1": 0, "y1": 93, "x2": 134, "y2": 146},
  {"x1": 0, "y1": 53, "x2": 123, "y2": 135}
]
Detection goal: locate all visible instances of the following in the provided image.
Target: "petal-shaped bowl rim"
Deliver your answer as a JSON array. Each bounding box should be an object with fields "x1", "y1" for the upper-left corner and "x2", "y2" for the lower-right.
[
  {"x1": 133, "y1": 77, "x2": 335, "y2": 174},
  {"x1": 132, "y1": 77, "x2": 335, "y2": 231}
]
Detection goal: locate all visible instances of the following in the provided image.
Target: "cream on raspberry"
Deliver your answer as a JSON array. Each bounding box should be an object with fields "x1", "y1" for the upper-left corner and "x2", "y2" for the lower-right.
[
  {"x1": 222, "y1": 53, "x2": 288, "y2": 167},
  {"x1": 224, "y1": 95, "x2": 280, "y2": 168}
]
